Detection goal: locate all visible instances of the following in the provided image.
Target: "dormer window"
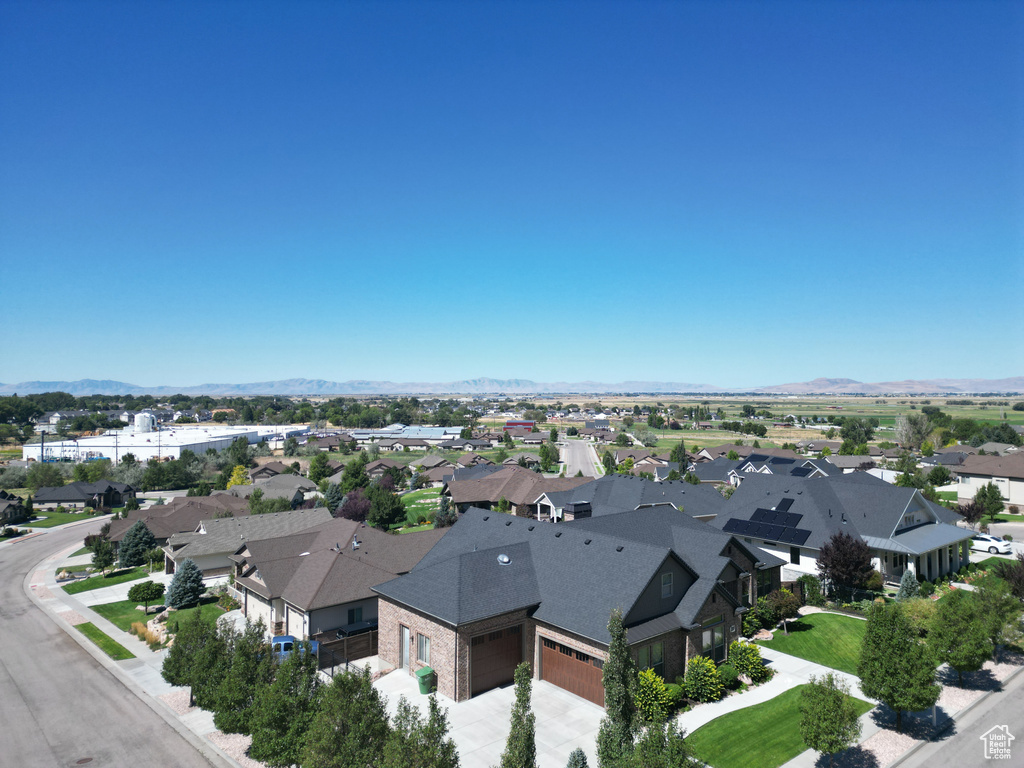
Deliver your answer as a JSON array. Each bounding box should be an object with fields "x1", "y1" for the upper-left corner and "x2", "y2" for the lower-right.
[{"x1": 661, "y1": 572, "x2": 673, "y2": 599}]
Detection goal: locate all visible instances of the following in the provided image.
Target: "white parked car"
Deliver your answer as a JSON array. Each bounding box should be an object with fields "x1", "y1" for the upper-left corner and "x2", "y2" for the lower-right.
[{"x1": 970, "y1": 534, "x2": 1012, "y2": 555}]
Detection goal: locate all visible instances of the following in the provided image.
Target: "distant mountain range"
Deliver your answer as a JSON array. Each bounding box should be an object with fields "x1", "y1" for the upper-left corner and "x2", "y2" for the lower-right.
[{"x1": 0, "y1": 376, "x2": 1021, "y2": 397}]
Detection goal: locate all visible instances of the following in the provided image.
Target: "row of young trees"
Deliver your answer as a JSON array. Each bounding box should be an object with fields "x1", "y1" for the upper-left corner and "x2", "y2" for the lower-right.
[{"x1": 162, "y1": 613, "x2": 460, "y2": 768}]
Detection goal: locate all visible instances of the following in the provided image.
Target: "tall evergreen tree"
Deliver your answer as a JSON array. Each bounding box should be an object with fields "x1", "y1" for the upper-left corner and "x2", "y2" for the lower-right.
[
  {"x1": 928, "y1": 590, "x2": 991, "y2": 686},
  {"x1": 597, "y1": 609, "x2": 638, "y2": 768},
  {"x1": 800, "y1": 674, "x2": 862, "y2": 768},
  {"x1": 301, "y1": 666, "x2": 391, "y2": 768},
  {"x1": 249, "y1": 642, "x2": 323, "y2": 768},
  {"x1": 669, "y1": 439, "x2": 687, "y2": 466},
  {"x1": 566, "y1": 748, "x2": 590, "y2": 768},
  {"x1": 382, "y1": 695, "x2": 460, "y2": 768},
  {"x1": 500, "y1": 662, "x2": 537, "y2": 768},
  {"x1": 165, "y1": 558, "x2": 205, "y2": 608},
  {"x1": 213, "y1": 618, "x2": 273, "y2": 734},
  {"x1": 858, "y1": 602, "x2": 939, "y2": 732},
  {"x1": 162, "y1": 609, "x2": 215, "y2": 707},
  {"x1": 118, "y1": 519, "x2": 157, "y2": 568}
]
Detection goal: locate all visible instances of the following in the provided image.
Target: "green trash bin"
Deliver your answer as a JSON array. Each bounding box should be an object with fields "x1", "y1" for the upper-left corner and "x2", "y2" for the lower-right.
[{"x1": 415, "y1": 666, "x2": 435, "y2": 694}]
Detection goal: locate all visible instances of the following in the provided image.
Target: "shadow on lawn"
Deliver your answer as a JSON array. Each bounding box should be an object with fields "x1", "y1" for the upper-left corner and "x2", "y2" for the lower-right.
[
  {"x1": 818, "y1": 745, "x2": 880, "y2": 768},
  {"x1": 780, "y1": 620, "x2": 813, "y2": 633}
]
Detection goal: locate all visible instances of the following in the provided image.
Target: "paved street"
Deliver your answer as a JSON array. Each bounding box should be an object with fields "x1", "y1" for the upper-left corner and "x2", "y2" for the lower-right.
[
  {"x1": 561, "y1": 438, "x2": 602, "y2": 478},
  {"x1": 0, "y1": 522, "x2": 219, "y2": 768}
]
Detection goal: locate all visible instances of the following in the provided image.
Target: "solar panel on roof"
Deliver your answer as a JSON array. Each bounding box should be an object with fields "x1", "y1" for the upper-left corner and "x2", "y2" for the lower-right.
[
  {"x1": 776, "y1": 498, "x2": 794, "y2": 512},
  {"x1": 751, "y1": 508, "x2": 768, "y2": 522}
]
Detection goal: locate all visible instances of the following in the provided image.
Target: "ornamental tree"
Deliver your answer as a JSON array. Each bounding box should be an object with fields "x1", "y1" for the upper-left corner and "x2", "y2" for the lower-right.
[
  {"x1": 858, "y1": 602, "x2": 939, "y2": 732},
  {"x1": 800, "y1": 673, "x2": 862, "y2": 768},
  {"x1": 928, "y1": 589, "x2": 991, "y2": 686},
  {"x1": 127, "y1": 580, "x2": 165, "y2": 613},
  {"x1": 817, "y1": 531, "x2": 873, "y2": 599}
]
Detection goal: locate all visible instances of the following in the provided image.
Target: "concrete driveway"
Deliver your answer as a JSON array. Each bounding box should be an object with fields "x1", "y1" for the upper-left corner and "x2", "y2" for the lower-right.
[{"x1": 374, "y1": 669, "x2": 603, "y2": 768}]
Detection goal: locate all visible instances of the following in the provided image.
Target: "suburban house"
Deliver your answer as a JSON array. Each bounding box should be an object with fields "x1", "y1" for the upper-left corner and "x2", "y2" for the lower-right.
[
  {"x1": 956, "y1": 453, "x2": 1024, "y2": 506},
  {"x1": 365, "y1": 458, "x2": 407, "y2": 479},
  {"x1": 411, "y1": 455, "x2": 454, "y2": 470},
  {"x1": 707, "y1": 473, "x2": 973, "y2": 584},
  {"x1": 455, "y1": 452, "x2": 494, "y2": 469},
  {"x1": 233, "y1": 518, "x2": 446, "y2": 642},
  {"x1": 164, "y1": 507, "x2": 333, "y2": 577},
  {"x1": 108, "y1": 494, "x2": 251, "y2": 547},
  {"x1": 694, "y1": 444, "x2": 801, "y2": 462},
  {"x1": 226, "y1": 483, "x2": 305, "y2": 508},
  {"x1": 34, "y1": 480, "x2": 135, "y2": 510},
  {"x1": 534, "y1": 474, "x2": 727, "y2": 522},
  {"x1": 373, "y1": 505, "x2": 784, "y2": 705},
  {"x1": 0, "y1": 490, "x2": 28, "y2": 525},
  {"x1": 446, "y1": 465, "x2": 589, "y2": 516},
  {"x1": 250, "y1": 461, "x2": 292, "y2": 481},
  {"x1": 503, "y1": 452, "x2": 541, "y2": 468},
  {"x1": 824, "y1": 455, "x2": 878, "y2": 473},
  {"x1": 796, "y1": 440, "x2": 843, "y2": 454}
]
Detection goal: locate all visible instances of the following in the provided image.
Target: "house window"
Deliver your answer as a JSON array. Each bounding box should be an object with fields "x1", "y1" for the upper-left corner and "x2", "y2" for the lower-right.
[
  {"x1": 347, "y1": 607, "x2": 363, "y2": 625},
  {"x1": 789, "y1": 547, "x2": 800, "y2": 565},
  {"x1": 417, "y1": 634, "x2": 430, "y2": 665},
  {"x1": 757, "y1": 569, "x2": 773, "y2": 597},
  {"x1": 637, "y1": 642, "x2": 665, "y2": 677},
  {"x1": 661, "y1": 573, "x2": 674, "y2": 599}
]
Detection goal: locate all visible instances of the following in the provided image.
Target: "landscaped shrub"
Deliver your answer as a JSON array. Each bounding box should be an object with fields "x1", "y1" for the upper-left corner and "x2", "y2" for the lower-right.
[
  {"x1": 919, "y1": 580, "x2": 935, "y2": 598},
  {"x1": 756, "y1": 595, "x2": 780, "y2": 629},
  {"x1": 718, "y1": 664, "x2": 740, "y2": 690},
  {"x1": 864, "y1": 570, "x2": 884, "y2": 592},
  {"x1": 742, "y1": 611, "x2": 762, "y2": 638},
  {"x1": 664, "y1": 683, "x2": 686, "y2": 710},
  {"x1": 728, "y1": 641, "x2": 770, "y2": 684},
  {"x1": 797, "y1": 574, "x2": 825, "y2": 607},
  {"x1": 634, "y1": 668, "x2": 672, "y2": 722},
  {"x1": 896, "y1": 570, "x2": 920, "y2": 601},
  {"x1": 684, "y1": 656, "x2": 724, "y2": 702},
  {"x1": 1005, "y1": 535, "x2": 1013, "y2": 542}
]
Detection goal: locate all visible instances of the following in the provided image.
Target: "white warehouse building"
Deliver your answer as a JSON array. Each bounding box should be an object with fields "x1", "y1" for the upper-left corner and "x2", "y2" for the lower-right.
[{"x1": 22, "y1": 425, "x2": 270, "y2": 464}]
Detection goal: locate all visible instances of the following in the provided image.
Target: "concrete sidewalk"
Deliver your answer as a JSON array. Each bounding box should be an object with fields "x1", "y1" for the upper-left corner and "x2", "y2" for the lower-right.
[{"x1": 27, "y1": 539, "x2": 241, "y2": 768}]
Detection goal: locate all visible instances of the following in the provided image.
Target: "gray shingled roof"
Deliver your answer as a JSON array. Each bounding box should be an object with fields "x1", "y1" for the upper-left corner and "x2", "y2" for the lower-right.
[
  {"x1": 375, "y1": 505, "x2": 780, "y2": 645},
  {"x1": 167, "y1": 508, "x2": 333, "y2": 560},
  {"x1": 711, "y1": 473, "x2": 972, "y2": 554},
  {"x1": 540, "y1": 474, "x2": 728, "y2": 518}
]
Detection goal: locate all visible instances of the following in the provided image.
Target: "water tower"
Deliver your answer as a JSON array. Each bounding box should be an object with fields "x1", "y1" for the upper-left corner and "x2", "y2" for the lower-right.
[{"x1": 134, "y1": 412, "x2": 156, "y2": 433}]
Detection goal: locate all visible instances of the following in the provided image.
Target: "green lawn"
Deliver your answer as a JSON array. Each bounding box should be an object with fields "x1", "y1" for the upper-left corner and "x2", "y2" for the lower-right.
[
  {"x1": 757, "y1": 613, "x2": 867, "y2": 676},
  {"x1": 62, "y1": 567, "x2": 149, "y2": 594},
  {"x1": 397, "y1": 523, "x2": 434, "y2": 534},
  {"x1": 76, "y1": 622, "x2": 135, "y2": 660},
  {"x1": 70, "y1": 546, "x2": 92, "y2": 556},
  {"x1": 689, "y1": 684, "x2": 873, "y2": 768},
  {"x1": 23, "y1": 511, "x2": 93, "y2": 528},
  {"x1": 402, "y1": 487, "x2": 441, "y2": 525},
  {"x1": 94, "y1": 595, "x2": 221, "y2": 633}
]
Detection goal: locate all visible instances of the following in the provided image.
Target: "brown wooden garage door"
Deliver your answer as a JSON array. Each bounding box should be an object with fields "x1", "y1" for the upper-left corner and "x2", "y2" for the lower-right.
[
  {"x1": 470, "y1": 624, "x2": 523, "y2": 696},
  {"x1": 540, "y1": 637, "x2": 605, "y2": 706}
]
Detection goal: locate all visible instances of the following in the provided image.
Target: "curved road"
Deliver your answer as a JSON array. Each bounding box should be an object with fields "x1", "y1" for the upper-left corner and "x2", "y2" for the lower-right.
[{"x1": 0, "y1": 522, "x2": 216, "y2": 768}]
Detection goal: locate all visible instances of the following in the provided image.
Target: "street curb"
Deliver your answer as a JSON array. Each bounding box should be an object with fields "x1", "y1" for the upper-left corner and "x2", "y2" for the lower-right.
[
  {"x1": 23, "y1": 542, "x2": 241, "y2": 768},
  {"x1": 887, "y1": 662, "x2": 1024, "y2": 768}
]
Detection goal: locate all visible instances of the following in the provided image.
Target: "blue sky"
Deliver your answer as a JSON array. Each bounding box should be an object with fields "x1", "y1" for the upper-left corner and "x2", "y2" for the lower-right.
[{"x1": 2, "y1": 1, "x2": 1021, "y2": 389}]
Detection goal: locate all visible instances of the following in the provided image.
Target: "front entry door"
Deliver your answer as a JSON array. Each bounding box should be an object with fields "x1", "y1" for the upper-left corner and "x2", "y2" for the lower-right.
[{"x1": 400, "y1": 626, "x2": 410, "y2": 670}]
